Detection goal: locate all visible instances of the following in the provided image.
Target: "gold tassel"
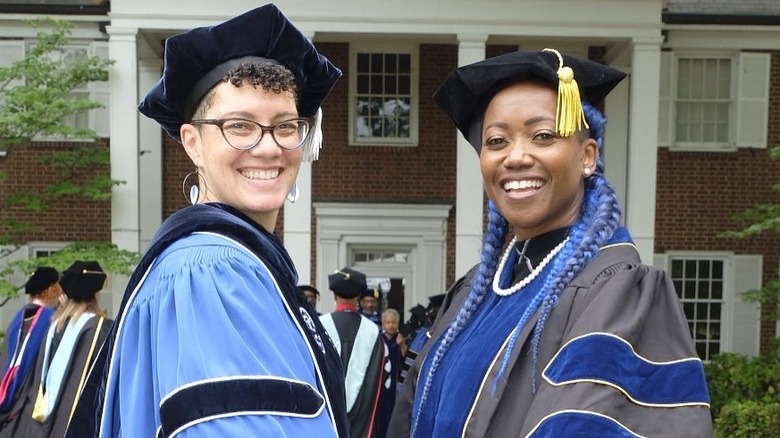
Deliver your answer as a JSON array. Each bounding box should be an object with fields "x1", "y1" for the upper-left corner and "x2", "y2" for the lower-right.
[
  {"x1": 31, "y1": 384, "x2": 46, "y2": 422},
  {"x1": 542, "y1": 48, "x2": 589, "y2": 137}
]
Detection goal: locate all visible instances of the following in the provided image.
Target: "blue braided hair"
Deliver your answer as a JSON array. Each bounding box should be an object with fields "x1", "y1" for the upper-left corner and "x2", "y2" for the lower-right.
[
  {"x1": 492, "y1": 101, "x2": 623, "y2": 391},
  {"x1": 411, "y1": 199, "x2": 507, "y2": 437}
]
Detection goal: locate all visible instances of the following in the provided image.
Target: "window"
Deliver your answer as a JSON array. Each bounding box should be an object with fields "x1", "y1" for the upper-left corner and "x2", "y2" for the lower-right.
[
  {"x1": 349, "y1": 44, "x2": 418, "y2": 146},
  {"x1": 0, "y1": 40, "x2": 109, "y2": 140},
  {"x1": 670, "y1": 257, "x2": 724, "y2": 360},
  {"x1": 675, "y1": 57, "x2": 731, "y2": 146},
  {"x1": 658, "y1": 51, "x2": 770, "y2": 151},
  {"x1": 655, "y1": 253, "x2": 761, "y2": 359}
]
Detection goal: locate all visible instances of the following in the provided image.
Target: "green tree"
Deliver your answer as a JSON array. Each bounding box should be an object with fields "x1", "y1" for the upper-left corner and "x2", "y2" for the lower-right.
[
  {"x1": 720, "y1": 145, "x2": 780, "y2": 320},
  {"x1": 0, "y1": 18, "x2": 138, "y2": 304}
]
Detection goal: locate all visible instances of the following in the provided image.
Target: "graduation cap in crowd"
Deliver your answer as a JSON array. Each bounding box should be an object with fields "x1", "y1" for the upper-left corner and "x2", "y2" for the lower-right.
[
  {"x1": 60, "y1": 261, "x2": 107, "y2": 302},
  {"x1": 328, "y1": 267, "x2": 367, "y2": 299},
  {"x1": 427, "y1": 293, "x2": 445, "y2": 308},
  {"x1": 24, "y1": 267, "x2": 59, "y2": 295},
  {"x1": 360, "y1": 287, "x2": 380, "y2": 301},
  {"x1": 433, "y1": 48, "x2": 626, "y2": 152},
  {"x1": 408, "y1": 304, "x2": 427, "y2": 319},
  {"x1": 138, "y1": 2, "x2": 342, "y2": 162},
  {"x1": 298, "y1": 285, "x2": 320, "y2": 296}
]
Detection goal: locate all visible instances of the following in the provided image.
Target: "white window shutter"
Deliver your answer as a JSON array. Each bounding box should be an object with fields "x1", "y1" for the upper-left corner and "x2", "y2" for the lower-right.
[
  {"x1": 0, "y1": 41, "x2": 25, "y2": 88},
  {"x1": 735, "y1": 52, "x2": 770, "y2": 149},
  {"x1": 730, "y1": 255, "x2": 762, "y2": 356},
  {"x1": 657, "y1": 52, "x2": 673, "y2": 147}
]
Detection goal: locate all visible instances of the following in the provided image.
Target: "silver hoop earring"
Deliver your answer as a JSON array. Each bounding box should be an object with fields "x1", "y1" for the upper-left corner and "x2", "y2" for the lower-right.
[
  {"x1": 182, "y1": 171, "x2": 203, "y2": 205},
  {"x1": 583, "y1": 167, "x2": 592, "y2": 178},
  {"x1": 287, "y1": 181, "x2": 300, "y2": 203}
]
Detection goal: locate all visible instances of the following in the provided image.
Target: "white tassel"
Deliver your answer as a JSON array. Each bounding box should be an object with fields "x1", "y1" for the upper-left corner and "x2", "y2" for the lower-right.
[{"x1": 303, "y1": 107, "x2": 323, "y2": 162}]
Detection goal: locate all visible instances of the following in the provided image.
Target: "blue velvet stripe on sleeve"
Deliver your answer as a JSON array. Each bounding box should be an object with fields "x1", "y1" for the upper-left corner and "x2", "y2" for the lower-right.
[
  {"x1": 542, "y1": 332, "x2": 710, "y2": 407},
  {"x1": 527, "y1": 410, "x2": 643, "y2": 438}
]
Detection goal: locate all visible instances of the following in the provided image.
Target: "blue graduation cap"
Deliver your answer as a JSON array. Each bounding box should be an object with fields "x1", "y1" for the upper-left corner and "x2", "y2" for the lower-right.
[{"x1": 138, "y1": 3, "x2": 342, "y2": 149}]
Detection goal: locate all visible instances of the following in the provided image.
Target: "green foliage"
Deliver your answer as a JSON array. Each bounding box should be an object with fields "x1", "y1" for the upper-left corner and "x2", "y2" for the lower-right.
[
  {"x1": 714, "y1": 401, "x2": 780, "y2": 437},
  {"x1": 0, "y1": 18, "x2": 137, "y2": 307},
  {"x1": 0, "y1": 18, "x2": 111, "y2": 144},
  {"x1": 0, "y1": 241, "x2": 139, "y2": 306},
  {"x1": 705, "y1": 351, "x2": 780, "y2": 417},
  {"x1": 719, "y1": 144, "x2": 780, "y2": 318}
]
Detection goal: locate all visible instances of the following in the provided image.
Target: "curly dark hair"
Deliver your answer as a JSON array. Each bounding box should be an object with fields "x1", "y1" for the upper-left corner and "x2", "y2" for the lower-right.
[{"x1": 192, "y1": 62, "x2": 298, "y2": 120}]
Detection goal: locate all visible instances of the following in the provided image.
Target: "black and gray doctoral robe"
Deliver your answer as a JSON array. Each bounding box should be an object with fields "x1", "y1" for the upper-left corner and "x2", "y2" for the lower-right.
[{"x1": 389, "y1": 240, "x2": 713, "y2": 437}]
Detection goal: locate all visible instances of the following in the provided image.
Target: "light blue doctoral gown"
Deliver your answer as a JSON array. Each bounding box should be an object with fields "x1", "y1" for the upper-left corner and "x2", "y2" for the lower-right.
[{"x1": 99, "y1": 232, "x2": 340, "y2": 437}]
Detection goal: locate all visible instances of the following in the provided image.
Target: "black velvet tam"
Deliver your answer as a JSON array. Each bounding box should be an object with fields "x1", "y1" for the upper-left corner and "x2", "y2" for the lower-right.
[
  {"x1": 298, "y1": 285, "x2": 320, "y2": 296},
  {"x1": 61, "y1": 260, "x2": 106, "y2": 301},
  {"x1": 24, "y1": 266, "x2": 59, "y2": 295},
  {"x1": 138, "y1": 3, "x2": 342, "y2": 142},
  {"x1": 328, "y1": 267, "x2": 367, "y2": 299},
  {"x1": 360, "y1": 287, "x2": 380, "y2": 300},
  {"x1": 433, "y1": 49, "x2": 626, "y2": 152}
]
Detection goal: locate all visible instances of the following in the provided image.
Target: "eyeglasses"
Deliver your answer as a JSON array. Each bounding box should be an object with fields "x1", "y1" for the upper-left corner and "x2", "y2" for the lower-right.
[{"x1": 189, "y1": 117, "x2": 312, "y2": 151}]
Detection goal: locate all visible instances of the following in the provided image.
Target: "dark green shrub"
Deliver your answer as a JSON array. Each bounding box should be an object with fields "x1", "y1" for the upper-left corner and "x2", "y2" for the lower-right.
[
  {"x1": 714, "y1": 401, "x2": 780, "y2": 438},
  {"x1": 705, "y1": 347, "x2": 780, "y2": 418}
]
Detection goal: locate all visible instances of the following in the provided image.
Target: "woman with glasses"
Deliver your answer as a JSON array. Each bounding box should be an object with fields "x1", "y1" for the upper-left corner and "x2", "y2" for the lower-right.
[{"x1": 66, "y1": 5, "x2": 348, "y2": 438}]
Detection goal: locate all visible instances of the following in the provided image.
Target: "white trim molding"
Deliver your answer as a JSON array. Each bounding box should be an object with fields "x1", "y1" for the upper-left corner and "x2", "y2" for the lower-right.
[{"x1": 313, "y1": 202, "x2": 451, "y2": 314}]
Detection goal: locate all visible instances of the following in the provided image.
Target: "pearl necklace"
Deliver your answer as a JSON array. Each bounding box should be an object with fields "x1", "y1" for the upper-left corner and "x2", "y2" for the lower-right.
[{"x1": 492, "y1": 236, "x2": 569, "y2": 297}]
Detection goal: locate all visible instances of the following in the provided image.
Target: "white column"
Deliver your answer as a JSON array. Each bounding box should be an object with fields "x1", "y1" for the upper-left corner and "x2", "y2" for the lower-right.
[
  {"x1": 106, "y1": 27, "x2": 140, "y2": 316},
  {"x1": 137, "y1": 46, "x2": 163, "y2": 253},
  {"x1": 604, "y1": 73, "x2": 630, "y2": 221},
  {"x1": 284, "y1": 162, "x2": 313, "y2": 284},
  {"x1": 108, "y1": 27, "x2": 140, "y2": 254},
  {"x1": 455, "y1": 34, "x2": 487, "y2": 277},
  {"x1": 626, "y1": 38, "x2": 663, "y2": 263},
  {"x1": 285, "y1": 29, "x2": 317, "y2": 285}
]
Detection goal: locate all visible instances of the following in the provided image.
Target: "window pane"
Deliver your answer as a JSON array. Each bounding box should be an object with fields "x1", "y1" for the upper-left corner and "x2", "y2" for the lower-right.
[
  {"x1": 371, "y1": 53, "x2": 383, "y2": 71},
  {"x1": 398, "y1": 54, "x2": 411, "y2": 73},
  {"x1": 357, "y1": 74, "x2": 369, "y2": 94},
  {"x1": 671, "y1": 260, "x2": 683, "y2": 278},
  {"x1": 385, "y1": 54, "x2": 397, "y2": 73},
  {"x1": 354, "y1": 51, "x2": 413, "y2": 141},
  {"x1": 711, "y1": 280, "x2": 723, "y2": 300},
  {"x1": 357, "y1": 53, "x2": 369, "y2": 72}
]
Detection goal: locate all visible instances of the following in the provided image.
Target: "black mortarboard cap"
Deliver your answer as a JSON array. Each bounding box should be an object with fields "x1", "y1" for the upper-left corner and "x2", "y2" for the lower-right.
[
  {"x1": 328, "y1": 267, "x2": 367, "y2": 299},
  {"x1": 138, "y1": 3, "x2": 342, "y2": 143},
  {"x1": 60, "y1": 260, "x2": 106, "y2": 301},
  {"x1": 298, "y1": 285, "x2": 320, "y2": 296},
  {"x1": 409, "y1": 304, "x2": 427, "y2": 318},
  {"x1": 24, "y1": 267, "x2": 59, "y2": 295},
  {"x1": 434, "y1": 48, "x2": 626, "y2": 152},
  {"x1": 360, "y1": 287, "x2": 380, "y2": 300},
  {"x1": 427, "y1": 293, "x2": 446, "y2": 308}
]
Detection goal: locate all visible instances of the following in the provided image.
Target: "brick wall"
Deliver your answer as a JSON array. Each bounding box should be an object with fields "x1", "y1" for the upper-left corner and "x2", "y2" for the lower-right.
[
  {"x1": 0, "y1": 141, "x2": 111, "y2": 243},
  {"x1": 655, "y1": 51, "x2": 780, "y2": 351},
  {"x1": 312, "y1": 42, "x2": 460, "y2": 286}
]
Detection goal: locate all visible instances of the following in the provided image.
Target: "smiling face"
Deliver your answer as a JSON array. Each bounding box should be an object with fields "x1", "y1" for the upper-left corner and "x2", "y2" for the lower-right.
[
  {"x1": 479, "y1": 81, "x2": 597, "y2": 240},
  {"x1": 180, "y1": 82, "x2": 303, "y2": 231}
]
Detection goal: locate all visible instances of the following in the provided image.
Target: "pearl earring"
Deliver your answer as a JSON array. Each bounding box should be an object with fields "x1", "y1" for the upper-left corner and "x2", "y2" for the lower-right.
[{"x1": 583, "y1": 167, "x2": 592, "y2": 177}]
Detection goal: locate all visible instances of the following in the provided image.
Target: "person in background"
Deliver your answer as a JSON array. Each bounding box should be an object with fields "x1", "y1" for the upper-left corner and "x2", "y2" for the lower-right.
[
  {"x1": 299, "y1": 285, "x2": 321, "y2": 314},
  {"x1": 320, "y1": 268, "x2": 386, "y2": 438},
  {"x1": 358, "y1": 287, "x2": 381, "y2": 326},
  {"x1": 65, "y1": 4, "x2": 347, "y2": 437},
  {"x1": 376, "y1": 308, "x2": 406, "y2": 438},
  {"x1": 21, "y1": 261, "x2": 112, "y2": 438},
  {"x1": 0, "y1": 267, "x2": 61, "y2": 435},
  {"x1": 389, "y1": 49, "x2": 712, "y2": 437}
]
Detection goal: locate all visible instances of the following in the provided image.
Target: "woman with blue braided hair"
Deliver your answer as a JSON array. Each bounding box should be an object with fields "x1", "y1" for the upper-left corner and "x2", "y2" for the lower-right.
[{"x1": 388, "y1": 49, "x2": 712, "y2": 437}]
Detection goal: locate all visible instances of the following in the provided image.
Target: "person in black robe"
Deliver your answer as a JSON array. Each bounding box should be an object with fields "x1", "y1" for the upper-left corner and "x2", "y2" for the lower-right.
[
  {"x1": 320, "y1": 268, "x2": 387, "y2": 438},
  {"x1": 16, "y1": 261, "x2": 112, "y2": 438},
  {"x1": 0, "y1": 267, "x2": 61, "y2": 436}
]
